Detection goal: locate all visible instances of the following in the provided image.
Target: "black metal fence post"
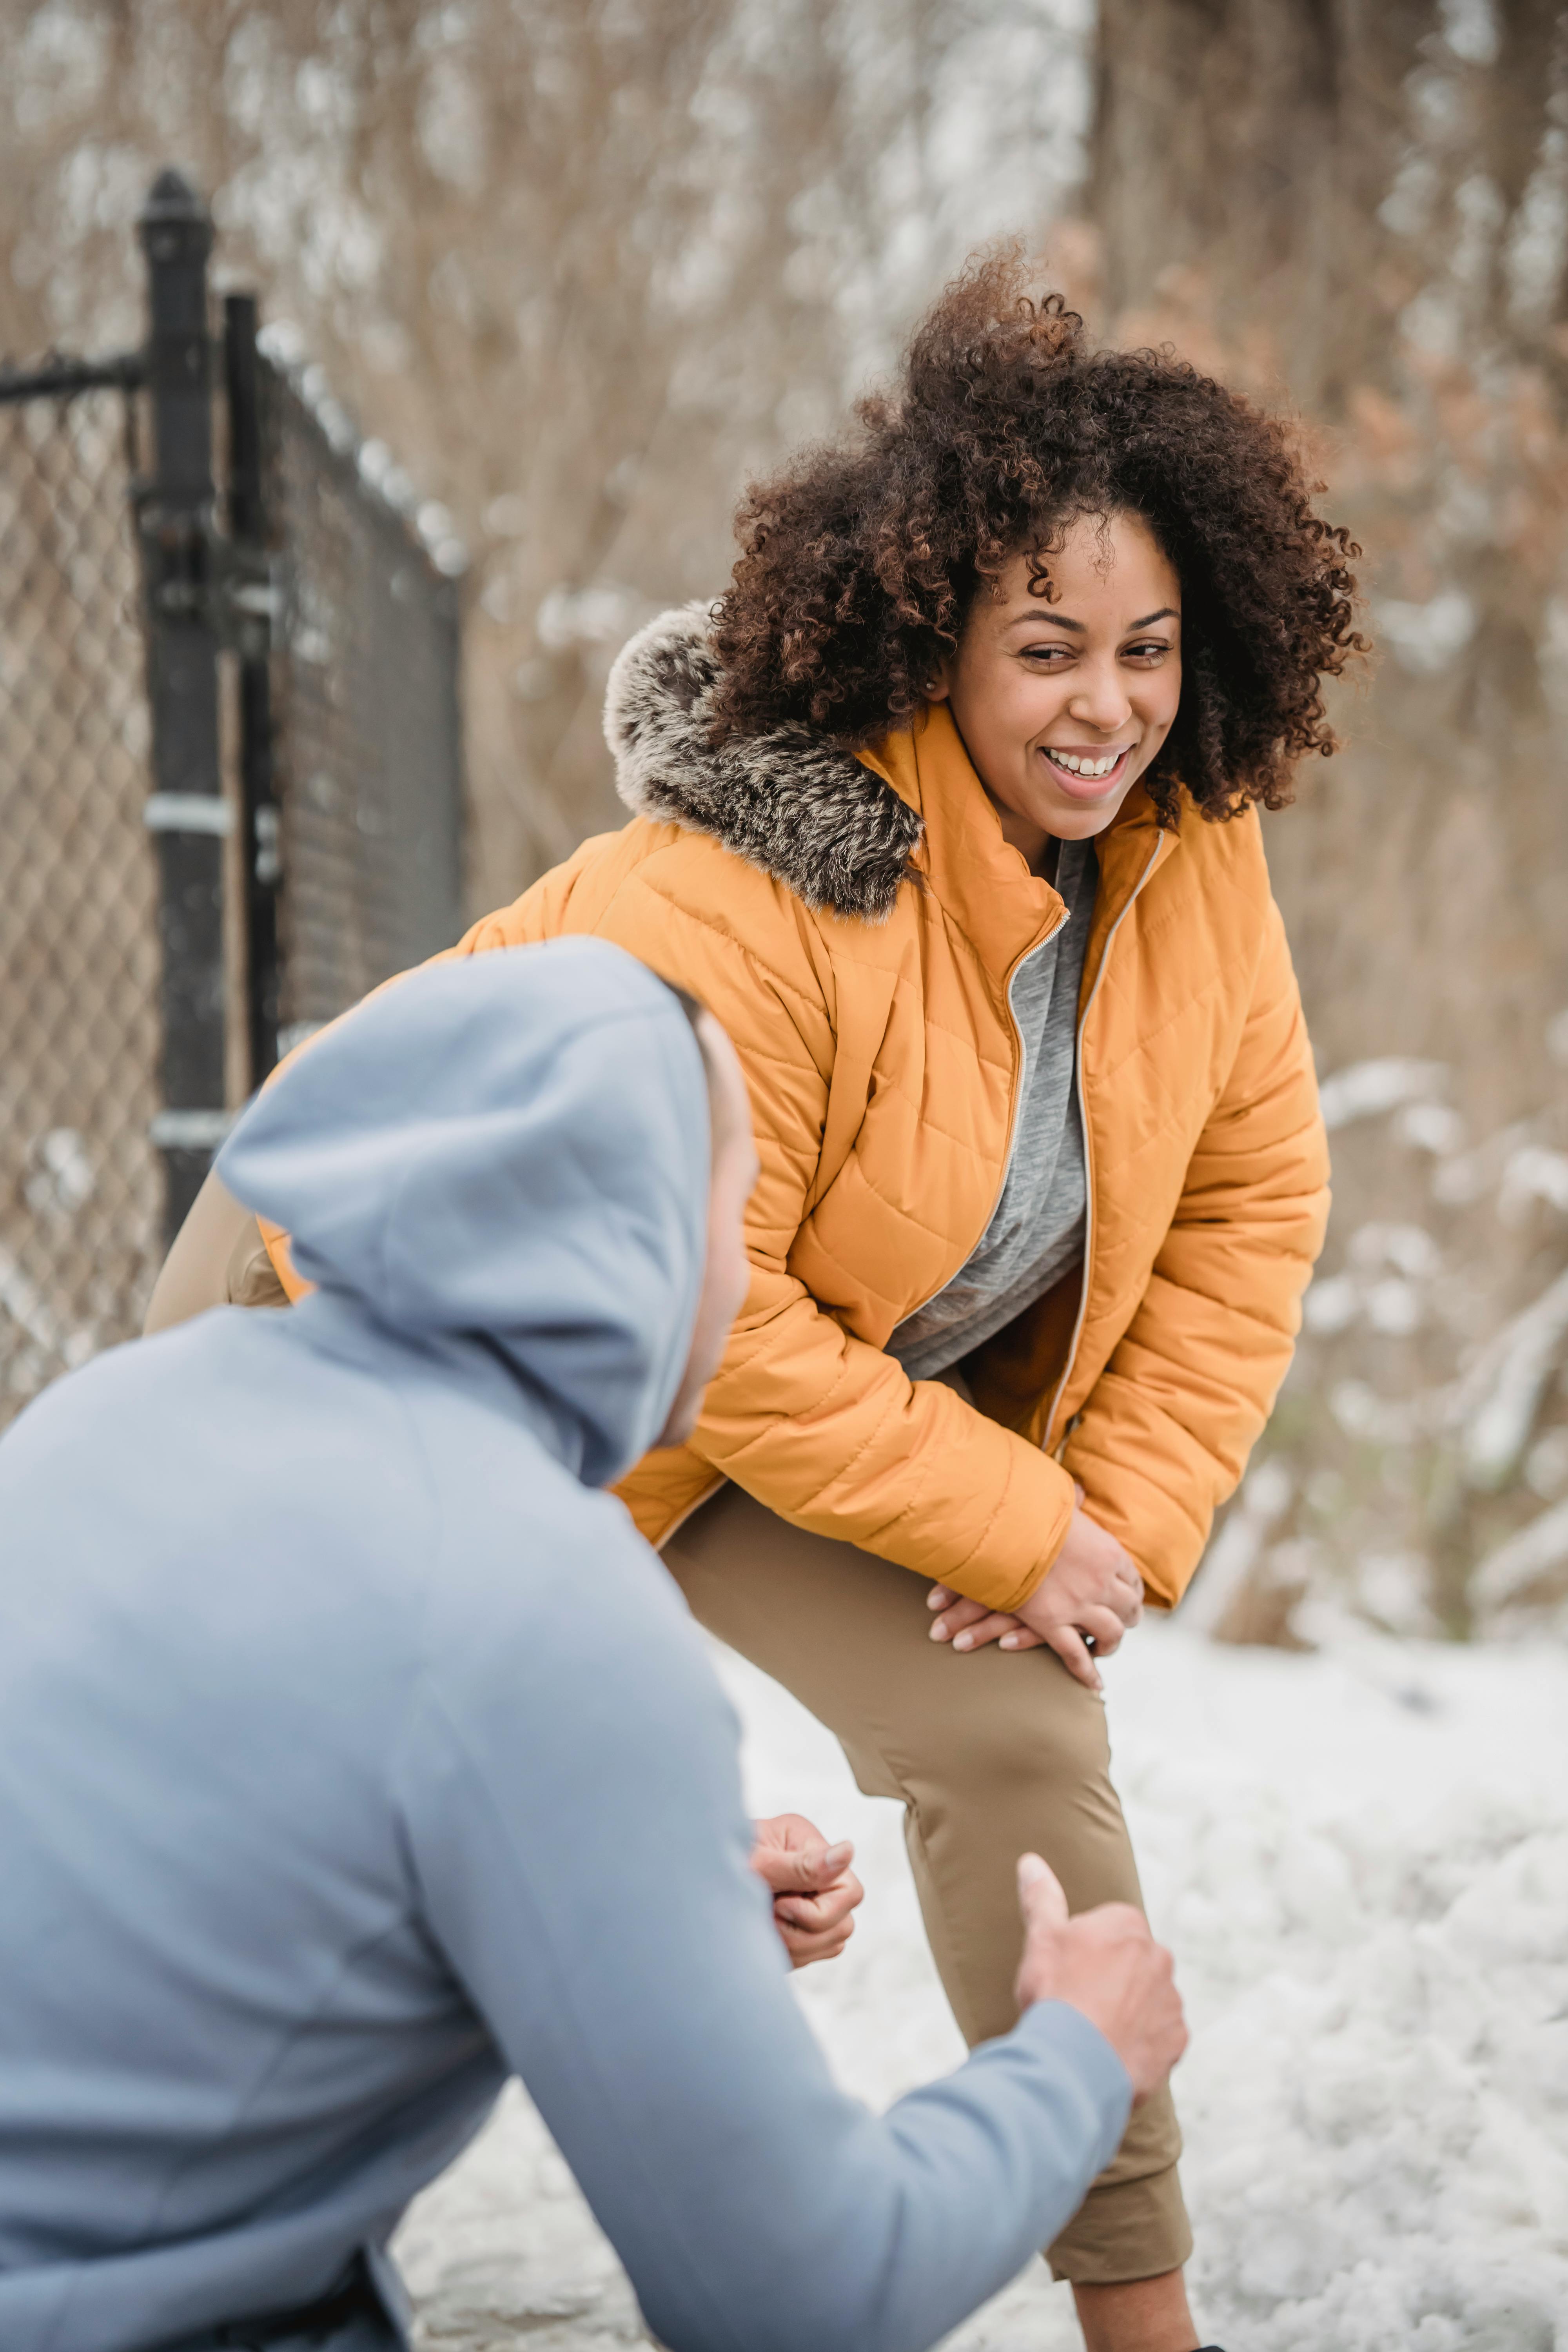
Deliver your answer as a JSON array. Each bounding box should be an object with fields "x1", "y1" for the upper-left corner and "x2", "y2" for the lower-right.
[
  {"x1": 223, "y1": 291, "x2": 281, "y2": 1085},
  {"x1": 2, "y1": 169, "x2": 466, "y2": 1420},
  {"x1": 135, "y1": 169, "x2": 228, "y2": 1244}
]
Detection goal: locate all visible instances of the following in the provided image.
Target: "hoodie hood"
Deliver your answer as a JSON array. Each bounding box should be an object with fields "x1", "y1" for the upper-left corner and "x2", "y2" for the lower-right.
[
  {"x1": 603, "y1": 602, "x2": 924, "y2": 923},
  {"x1": 217, "y1": 940, "x2": 710, "y2": 1488}
]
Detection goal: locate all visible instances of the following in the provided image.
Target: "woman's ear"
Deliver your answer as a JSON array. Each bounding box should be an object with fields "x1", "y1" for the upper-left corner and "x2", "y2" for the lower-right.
[{"x1": 923, "y1": 662, "x2": 952, "y2": 704}]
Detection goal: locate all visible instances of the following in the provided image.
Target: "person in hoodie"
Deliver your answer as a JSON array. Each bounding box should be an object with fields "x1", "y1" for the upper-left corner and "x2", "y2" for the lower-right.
[{"x1": 0, "y1": 938, "x2": 1190, "y2": 2352}]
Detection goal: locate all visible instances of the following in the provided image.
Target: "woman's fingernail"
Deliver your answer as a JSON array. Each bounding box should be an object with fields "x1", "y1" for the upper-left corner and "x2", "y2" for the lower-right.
[
  {"x1": 1001, "y1": 1634, "x2": 1018, "y2": 1649},
  {"x1": 955, "y1": 1632, "x2": 972, "y2": 1650},
  {"x1": 929, "y1": 1620, "x2": 945, "y2": 1640}
]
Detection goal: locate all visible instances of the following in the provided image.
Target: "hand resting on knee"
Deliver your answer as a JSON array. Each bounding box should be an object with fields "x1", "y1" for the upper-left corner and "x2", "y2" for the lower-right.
[{"x1": 926, "y1": 1486, "x2": 1144, "y2": 1689}]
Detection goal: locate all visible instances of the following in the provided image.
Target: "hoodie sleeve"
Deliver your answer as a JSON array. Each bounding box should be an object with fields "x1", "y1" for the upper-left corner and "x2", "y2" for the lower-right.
[{"x1": 394, "y1": 1508, "x2": 1130, "y2": 2352}]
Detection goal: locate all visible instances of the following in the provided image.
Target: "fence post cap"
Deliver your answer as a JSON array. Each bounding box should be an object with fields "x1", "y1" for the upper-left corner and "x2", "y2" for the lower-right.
[{"x1": 138, "y1": 169, "x2": 212, "y2": 251}]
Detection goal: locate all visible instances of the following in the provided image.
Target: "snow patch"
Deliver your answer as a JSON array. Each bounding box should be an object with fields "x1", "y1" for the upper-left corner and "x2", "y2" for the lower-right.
[{"x1": 396, "y1": 1628, "x2": 1568, "y2": 2352}]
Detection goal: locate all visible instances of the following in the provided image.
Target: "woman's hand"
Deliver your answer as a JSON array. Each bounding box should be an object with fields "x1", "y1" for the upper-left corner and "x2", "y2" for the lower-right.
[
  {"x1": 750, "y1": 1812, "x2": 864, "y2": 1967},
  {"x1": 927, "y1": 1487, "x2": 1144, "y2": 1690}
]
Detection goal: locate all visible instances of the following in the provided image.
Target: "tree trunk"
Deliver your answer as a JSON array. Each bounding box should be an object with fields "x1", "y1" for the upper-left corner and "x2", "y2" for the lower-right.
[{"x1": 1090, "y1": 0, "x2": 1568, "y2": 1630}]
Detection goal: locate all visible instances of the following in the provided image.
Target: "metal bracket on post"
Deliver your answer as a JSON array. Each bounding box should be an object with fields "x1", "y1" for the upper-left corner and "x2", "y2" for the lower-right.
[
  {"x1": 136, "y1": 169, "x2": 229, "y2": 1244},
  {"x1": 224, "y1": 290, "x2": 282, "y2": 1085}
]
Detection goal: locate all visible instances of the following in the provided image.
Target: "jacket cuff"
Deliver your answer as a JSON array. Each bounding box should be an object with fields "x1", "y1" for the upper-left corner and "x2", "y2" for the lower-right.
[
  {"x1": 1060, "y1": 1434, "x2": 1199, "y2": 1610},
  {"x1": 980, "y1": 1450, "x2": 1077, "y2": 1615}
]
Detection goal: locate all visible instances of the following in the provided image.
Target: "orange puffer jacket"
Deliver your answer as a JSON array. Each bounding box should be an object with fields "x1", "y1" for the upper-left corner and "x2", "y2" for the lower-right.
[{"x1": 269, "y1": 606, "x2": 1330, "y2": 1612}]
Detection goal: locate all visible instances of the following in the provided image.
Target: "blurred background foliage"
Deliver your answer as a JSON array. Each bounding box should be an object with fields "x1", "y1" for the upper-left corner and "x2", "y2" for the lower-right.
[{"x1": 5, "y1": 0, "x2": 1568, "y2": 1644}]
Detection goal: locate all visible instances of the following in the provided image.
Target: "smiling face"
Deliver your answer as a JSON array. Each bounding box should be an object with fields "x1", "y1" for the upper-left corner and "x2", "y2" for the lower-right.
[{"x1": 928, "y1": 510, "x2": 1183, "y2": 873}]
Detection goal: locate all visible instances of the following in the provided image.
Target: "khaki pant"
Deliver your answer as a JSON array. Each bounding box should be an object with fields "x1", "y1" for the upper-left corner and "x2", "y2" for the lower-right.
[
  {"x1": 664, "y1": 1482, "x2": 1190, "y2": 2285},
  {"x1": 149, "y1": 1179, "x2": 1188, "y2": 2282}
]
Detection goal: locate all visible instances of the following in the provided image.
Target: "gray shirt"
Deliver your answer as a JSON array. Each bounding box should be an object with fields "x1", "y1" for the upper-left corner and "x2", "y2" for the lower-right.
[
  {"x1": 0, "y1": 942, "x2": 1132, "y2": 2352},
  {"x1": 890, "y1": 840, "x2": 1096, "y2": 1381}
]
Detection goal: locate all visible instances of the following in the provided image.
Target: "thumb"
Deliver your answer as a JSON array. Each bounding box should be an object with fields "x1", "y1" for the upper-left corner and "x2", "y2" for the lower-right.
[
  {"x1": 1016, "y1": 1851, "x2": 1069, "y2": 1933},
  {"x1": 777, "y1": 1837, "x2": 854, "y2": 1891}
]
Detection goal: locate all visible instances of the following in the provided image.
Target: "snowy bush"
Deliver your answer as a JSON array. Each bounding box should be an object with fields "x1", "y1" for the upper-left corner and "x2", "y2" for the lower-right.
[{"x1": 1201, "y1": 1023, "x2": 1568, "y2": 1650}]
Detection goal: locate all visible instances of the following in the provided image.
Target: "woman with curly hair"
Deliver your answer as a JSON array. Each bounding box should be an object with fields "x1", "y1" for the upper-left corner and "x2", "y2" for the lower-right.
[{"x1": 154, "y1": 256, "x2": 1354, "y2": 2352}]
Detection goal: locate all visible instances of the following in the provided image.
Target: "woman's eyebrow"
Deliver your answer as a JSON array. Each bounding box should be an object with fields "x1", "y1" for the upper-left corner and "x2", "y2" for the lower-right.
[
  {"x1": 1006, "y1": 610, "x2": 1085, "y2": 633},
  {"x1": 1004, "y1": 604, "x2": 1180, "y2": 635}
]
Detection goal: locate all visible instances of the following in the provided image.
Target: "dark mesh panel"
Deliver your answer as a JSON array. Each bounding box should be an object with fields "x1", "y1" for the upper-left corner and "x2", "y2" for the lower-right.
[
  {"x1": 263, "y1": 359, "x2": 463, "y2": 1045},
  {"x1": 0, "y1": 387, "x2": 160, "y2": 1424}
]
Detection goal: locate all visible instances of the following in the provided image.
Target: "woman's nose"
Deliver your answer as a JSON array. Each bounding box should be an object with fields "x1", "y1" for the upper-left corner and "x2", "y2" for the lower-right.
[{"x1": 1066, "y1": 663, "x2": 1132, "y2": 733}]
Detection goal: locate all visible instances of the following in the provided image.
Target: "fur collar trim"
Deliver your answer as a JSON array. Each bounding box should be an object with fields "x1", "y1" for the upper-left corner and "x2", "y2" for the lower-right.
[{"x1": 603, "y1": 603, "x2": 923, "y2": 922}]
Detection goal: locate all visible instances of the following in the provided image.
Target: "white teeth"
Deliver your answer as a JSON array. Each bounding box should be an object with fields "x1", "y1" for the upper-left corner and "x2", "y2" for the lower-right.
[{"x1": 1047, "y1": 748, "x2": 1122, "y2": 780}]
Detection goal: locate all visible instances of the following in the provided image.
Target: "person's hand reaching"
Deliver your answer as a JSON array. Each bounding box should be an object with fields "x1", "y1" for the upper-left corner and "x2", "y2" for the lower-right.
[
  {"x1": 927, "y1": 1486, "x2": 1143, "y2": 1690},
  {"x1": 750, "y1": 1812, "x2": 864, "y2": 1968},
  {"x1": 1013, "y1": 1853, "x2": 1187, "y2": 2105}
]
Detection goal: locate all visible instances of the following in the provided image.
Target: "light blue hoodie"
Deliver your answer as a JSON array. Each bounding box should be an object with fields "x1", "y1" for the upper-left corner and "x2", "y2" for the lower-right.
[{"x1": 0, "y1": 940, "x2": 1131, "y2": 2352}]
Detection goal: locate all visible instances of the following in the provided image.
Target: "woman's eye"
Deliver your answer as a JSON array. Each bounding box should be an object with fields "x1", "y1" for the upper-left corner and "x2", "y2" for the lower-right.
[
  {"x1": 1020, "y1": 645, "x2": 1072, "y2": 664},
  {"x1": 1125, "y1": 641, "x2": 1172, "y2": 662}
]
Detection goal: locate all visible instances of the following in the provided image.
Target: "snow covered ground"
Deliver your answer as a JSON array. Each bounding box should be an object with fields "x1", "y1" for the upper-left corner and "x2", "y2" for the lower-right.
[{"x1": 396, "y1": 1624, "x2": 1568, "y2": 2352}]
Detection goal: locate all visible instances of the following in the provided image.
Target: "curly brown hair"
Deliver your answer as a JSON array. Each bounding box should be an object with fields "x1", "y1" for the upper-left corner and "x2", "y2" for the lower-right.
[{"x1": 710, "y1": 253, "x2": 1365, "y2": 822}]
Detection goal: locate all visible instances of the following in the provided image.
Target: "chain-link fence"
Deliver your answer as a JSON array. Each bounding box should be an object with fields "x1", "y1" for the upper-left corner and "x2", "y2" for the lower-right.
[
  {"x1": 0, "y1": 377, "x2": 162, "y2": 1417},
  {"x1": 263, "y1": 354, "x2": 463, "y2": 1047},
  {"x1": 0, "y1": 175, "x2": 465, "y2": 1430}
]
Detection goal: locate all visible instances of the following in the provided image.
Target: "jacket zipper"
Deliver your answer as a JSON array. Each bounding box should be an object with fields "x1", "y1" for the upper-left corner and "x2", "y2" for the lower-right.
[
  {"x1": 895, "y1": 900, "x2": 1069, "y2": 1335},
  {"x1": 1041, "y1": 830, "x2": 1166, "y2": 1455}
]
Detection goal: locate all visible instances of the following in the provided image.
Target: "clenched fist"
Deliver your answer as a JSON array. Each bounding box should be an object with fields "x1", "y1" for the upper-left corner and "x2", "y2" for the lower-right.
[
  {"x1": 1013, "y1": 1853, "x2": 1187, "y2": 2104},
  {"x1": 750, "y1": 1812, "x2": 864, "y2": 1968}
]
